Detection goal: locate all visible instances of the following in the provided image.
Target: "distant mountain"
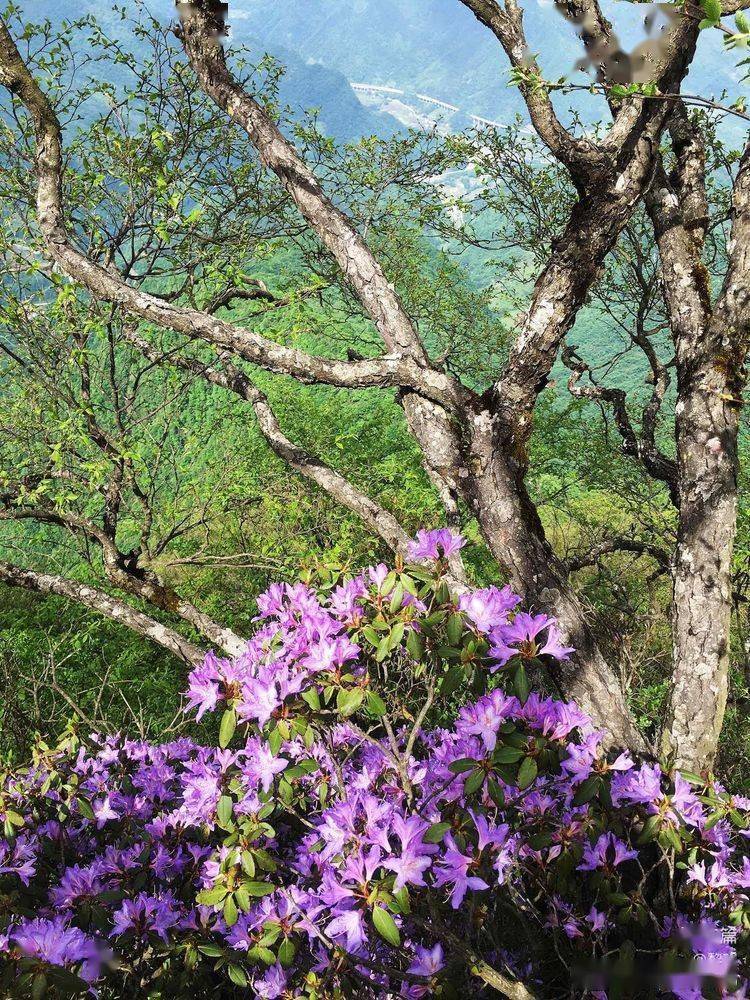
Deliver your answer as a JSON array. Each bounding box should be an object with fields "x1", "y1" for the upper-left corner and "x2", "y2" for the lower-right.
[
  {"x1": 231, "y1": 0, "x2": 746, "y2": 138},
  {"x1": 14, "y1": 0, "x2": 399, "y2": 142},
  {"x1": 15, "y1": 1, "x2": 747, "y2": 143}
]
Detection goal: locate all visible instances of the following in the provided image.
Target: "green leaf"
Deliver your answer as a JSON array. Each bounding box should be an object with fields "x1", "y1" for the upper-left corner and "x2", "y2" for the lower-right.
[
  {"x1": 658, "y1": 826, "x2": 683, "y2": 853},
  {"x1": 248, "y1": 945, "x2": 276, "y2": 965},
  {"x1": 376, "y1": 636, "x2": 391, "y2": 662},
  {"x1": 488, "y1": 778, "x2": 505, "y2": 808},
  {"x1": 389, "y1": 582, "x2": 405, "y2": 612},
  {"x1": 637, "y1": 814, "x2": 661, "y2": 844},
  {"x1": 217, "y1": 795, "x2": 233, "y2": 828},
  {"x1": 389, "y1": 621, "x2": 406, "y2": 649},
  {"x1": 278, "y1": 937, "x2": 296, "y2": 967},
  {"x1": 244, "y1": 881, "x2": 276, "y2": 897},
  {"x1": 241, "y1": 851, "x2": 256, "y2": 878},
  {"x1": 572, "y1": 775, "x2": 602, "y2": 806},
  {"x1": 227, "y1": 964, "x2": 248, "y2": 987},
  {"x1": 423, "y1": 821, "x2": 451, "y2": 844},
  {"x1": 730, "y1": 809, "x2": 747, "y2": 829},
  {"x1": 464, "y1": 768, "x2": 485, "y2": 796},
  {"x1": 513, "y1": 664, "x2": 530, "y2": 703},
  {"x1": 76, "y1": 798, "x2": 95, "y2": 821},
  {"x1": 528, "y1": 831, "x2": 554, "y2": 850},
  {"x1": 446, "y1": 612, "x2": 464, "y2": 646},
  {"x1": 449, "y1": 757, "x2": 478, "y2": 774},
  {"x1": 392, "y1": 886, "x2": 411, "y2": 915},
  {"x1": 372, "y1": 905, "x2": 401, "y2": 947},
  {"x1": 301, "y1": 688, "x2": 321, "y2": 711},
  {"x1": 366, "y1": 691, "x2": 387, "y2": 717},
  {"x1": 406, "y1": 629, "x2": 425, "y2": 660},
  {"x1": 253, "y1": 848, "x2": 278, "y2": 872},
  {"x1": 439, "y1": 663, "x2": 464, "y2": 698},
  {"x1": 197, "y1": 944, "x2": 224, "y2": 957},
  {"x1": 677, "y1": 771, "x2": 704, "y2": 786},
  {"x1": 32, "y1": 972, "x2": 47, "y2": 1000},
  {"x1": 196, "y1": 885, "x2": 227, "y2": 907},
  {"x1": 219, "y1": 708, "x2": 237, "y2": 749},
  {"x1": 493, "y1": 746, "x2": 524, "y2": 764},
  {"x1": 337, "y1": 688, "x2": 364, "y2": 717},
  {"x1": 516, "y1": 756, "x2": 538, "y2": 789},
  {"x1": 223, "y1": 893, "x2": 239, "y2": 927},
  {"x1": 268, "y1": 726, "x2": 282, "y2": 756},
  {"x1": 235, "y1": 886, "x2": 252, "y2": 912},
  {"x1": 703, "y1": 810, "x2": 724, "y2": 831},
  {"x1": 700, "y1": 0, "x2": 722, "y2": 21}
]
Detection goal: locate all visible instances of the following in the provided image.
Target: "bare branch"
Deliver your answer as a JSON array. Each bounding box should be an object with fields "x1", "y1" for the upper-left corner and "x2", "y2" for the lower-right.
[
  {"x1": 561, "y1": 343, "x2": 678, "y2": 503},
  {"x1": 458, "y1": 0, "x2": 607, "y2": 185},
  {"x1": 120, "y1": 328, "x2": 415, "y2": 556},
  {"x1": 491, "y1": 11, "x2": 700, "y2": 449},
  {"x1": 0, "y1": 561, "x2": 205, "y2": 665},
  {"x1": 0, "y1": 492, "x2": 246, "y2": 656},
  {"x1": 568, "y1": 537, "x2": 670, "y2": 572},
  {"x1": 174, "y1": 2, "x2": 472, "y2": 527}
]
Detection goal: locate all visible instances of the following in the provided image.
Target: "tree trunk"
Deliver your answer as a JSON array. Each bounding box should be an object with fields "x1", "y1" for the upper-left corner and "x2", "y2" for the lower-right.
[
  {"x1": 466, "y1": 408, "x2": 649, "y2": 752},
  {"x1": 646, "y1": 147, "x2": 750, "y2": 772},
  {"x1": 663, "y1": 366, "x2": 740, "y2": 771}
]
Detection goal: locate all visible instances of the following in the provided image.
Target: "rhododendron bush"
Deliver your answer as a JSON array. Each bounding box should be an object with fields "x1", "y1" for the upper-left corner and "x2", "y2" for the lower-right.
[{"x1": 1, "y1": 531, "x2": 749, "y2": 998}]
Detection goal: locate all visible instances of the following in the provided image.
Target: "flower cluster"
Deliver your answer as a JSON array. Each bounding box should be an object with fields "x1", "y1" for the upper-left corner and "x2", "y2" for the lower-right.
[{"x1": 0, "y1": 530, "x2": 748, "y2": 998}]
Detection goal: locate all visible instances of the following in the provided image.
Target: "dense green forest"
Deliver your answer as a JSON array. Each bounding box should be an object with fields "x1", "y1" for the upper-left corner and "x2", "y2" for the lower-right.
[
  {"x1": 1, "y1": 1, "x2": 749, "y2": 786},
  {"x1": 2, "y1": 2, "x2": 750, "y2": 996}
]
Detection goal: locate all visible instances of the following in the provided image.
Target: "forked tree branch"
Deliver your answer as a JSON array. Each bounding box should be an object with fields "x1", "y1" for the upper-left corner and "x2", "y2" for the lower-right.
[
  {"x1": 567, "y1": 537, "x2": 670, "y2": 572},
  {"x1": 561, "y1": 343, "x2": 679, "y2": 503},
  {"x1": 458, "y1": 0, "x2": 607, "y2": 186},
  {"x1": 0, "y1": 19, "x2": 465, "y2": 411},
  {"x1": 0, "y1": 494, "x2": 246, "y2": 656},
  {"x1": 489, "y1": 11, "x2": 699, "y2": 451},
  {"x1": 174, "y1": 1, "x2": 472, "y2": 531}
]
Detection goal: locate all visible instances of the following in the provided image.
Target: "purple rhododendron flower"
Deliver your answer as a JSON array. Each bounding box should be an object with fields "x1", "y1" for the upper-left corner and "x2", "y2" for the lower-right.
[
  {"x1": 408, "y1": 528, "x2": 465, "y2": 561},
  {"x1": 434, "y1": 835, "x2": 489, "y2": 908},
  {"x1": 11, "y1": 916, "x2": 104, "y2": 983},
  {"x1": 456, "y1": 690, "x2": 519, "y2": 751},
  {"x1": 489, "y1": 612, "x2": 574, "y2": 670},
  {"x1": 578, "y1": 832, "x2": 638, "y2": 872},
  {"x1": 254, "y1": 963, "x2": 289, "y2": 999},
  {"x1": 111, "y1": 893, "x2": 180, "y2": 941},
  {"x1": 2, "y1": 545, "x2": 749, "y2": 998},
  {"x1": 458, "y1": 585, "x2": 520, "y2": 633}
]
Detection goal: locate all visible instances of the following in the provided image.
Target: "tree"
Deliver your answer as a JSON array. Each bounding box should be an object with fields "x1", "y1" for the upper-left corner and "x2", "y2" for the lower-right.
[{"x1": 0, "y1": 0, "x2": 748, "y2": 772}]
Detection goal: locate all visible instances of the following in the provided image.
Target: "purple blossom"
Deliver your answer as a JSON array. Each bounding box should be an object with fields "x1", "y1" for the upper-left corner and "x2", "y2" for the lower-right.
[
  {"x1": 111, "y1": 893, "x2": 180, "y2": 941},
  {"x1": 0, "y1": 835, "x2": 36, "y2": 885},
  {"x1": 578, "y1": 832, "x2": 638, "y2": 873},
  {"x1": 408, "y1": 528, "x2": 465, "y2": 561},
  {"x1": 456, "y1": 690, "x2": 519, "y2": 751},
  {"x1": 11, "y1": 916, "x2": 104, "y2": 983},
  {"x1": 241, "y1": 738, "x2": 289, "y2": 793},
  {"x1": 404, "y1": 943, "x2": 444, "y2": 997},
  {"x1": 489, "y1": 612, "x2": 573, "y2": 670},
  {"x1": 382, "y1": 815, "x2": 437, "y2": 891},
  {"x1": 458, "y1": 585, "x2": 520, "y2": 633},
  {"x1": 254, "y1": 963, "x2": 289, "y2": 999},
  {"x1": 326, "y1": 907, "x2": 367, "y2": 951},
  {"x1": 433, "y1": 835, "x2": 489, "y2": 908}
]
